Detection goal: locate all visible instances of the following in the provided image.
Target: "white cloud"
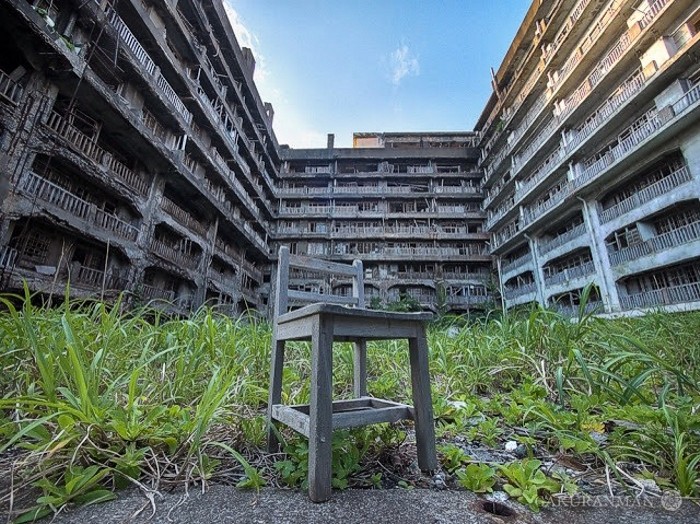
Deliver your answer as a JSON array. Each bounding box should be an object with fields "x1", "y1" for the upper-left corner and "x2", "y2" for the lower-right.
[
  {"x1": 223, "y1": 2, "x2": 326, "y2": 148},
  {"x1": 389, "y1": 43, "x2": 420, "y2": 86}
]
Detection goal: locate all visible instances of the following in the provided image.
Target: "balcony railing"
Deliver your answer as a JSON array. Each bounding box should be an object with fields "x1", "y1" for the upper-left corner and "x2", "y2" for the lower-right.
[
  {"x1": 106, "y1": 154, "x2": 148, "y2": 196},
  {"x1": 538, "y1": 223, "x2": 587, "y2": 256},
  {"x1": 0, "y1": 69, "x2": 23, "y2": 104},
  {"x1": 609, "y1": 221, "x2": 700, "y2": 266},
  {"x1": 104, "y1": 6, "x2": 155, "y2": 74},
  {"x1": 567, "y1": 68, "x2": 645, "y2": 153},
  {"x1": 671, "y1": 83, "x2": 700, "y2": 116},
  {"x1": 599, "y1": 166, "x2": 692, "y2": 222},
  {"x1": 554, "y1": 300, "x2": 603, "y2": 318},
  {"x1": 446, "y1": 294, "x2": 491, "y2": 305},
  {"x1": 21, "y1": 172, "x2": 92, "y2": 220},
  {"x1": 492, "y1": 220, "x2": 521, "y2": 250},
  {"x1": 504, "y1": 282, "x2": 537, "y2": 300},
  {"x1": 572, "y1": 110, "x2": 662, "y2": 190},
  {"x1": 621, "y1": 281, "x2": 700, "y2": 310},
  {"x1": 150, "y1": 238, "x2": 199, "y2": 269},
  {"x1": 442, "y1": 271, "x2": 490, "y2": 281},
  {"x1": 522, "y1": 182, "x2": 572, "y2": 226},
  {"x1": 162, "y1": 196, "x2": 208, "y2": 237},
  {"x1": 102, "y1": 4, "x2": 191, "y2": 123},
  {"x1": 45, "y1": 111, "x2": 148, "y2": 195},
  {"x1": 94, "y1": 208, "x2": 139, "y2": 241},
  {"x1": 639, "y1": 0, "x2": 671, "y2": 29},
  {"x1": 0, "y1": 245, "x2": 17, "y2": 269},
  {"x1": 20, "y1": 172, "x2": 139, "y2": 241},
  {"x1": 73, "y1": 265, "x2": 107, "y2": 289},
  {"x1": 544, "y1": 261, "x2": 596, "y2": 286},
  {"x1": 45, "y1": 110, "x2": 103, "y2": 163},
  {"x1": 141, "y1": 283, "x2": 176, "y2": 302},
  {"x1": 502, "y1": 252, "x2": 532, "y2": 275}
]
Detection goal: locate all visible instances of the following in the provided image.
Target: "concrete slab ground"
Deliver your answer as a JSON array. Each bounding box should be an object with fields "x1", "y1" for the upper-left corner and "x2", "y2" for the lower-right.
[{"x1": 44, "y1": 487, "x2": 698, "y2": 524}]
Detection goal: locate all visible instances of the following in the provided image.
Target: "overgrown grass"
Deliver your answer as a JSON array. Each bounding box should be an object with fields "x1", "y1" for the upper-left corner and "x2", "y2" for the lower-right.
[{"x1": 0, "y1": 288, "x2": 699, "y2": 520}]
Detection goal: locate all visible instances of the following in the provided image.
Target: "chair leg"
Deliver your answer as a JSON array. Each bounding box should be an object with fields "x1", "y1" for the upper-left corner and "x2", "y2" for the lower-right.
[
  {"x1": 408, "y1": 326, "x2": 437, "y2": 473},
  {"x1": 353, "y1": 340, "x2": 367, "y2": 398},
  {"x1": 308, "y1": 314, "x2": 334, "y2": 502},
  {"x1": 267, "y1": 337, "x2": 285, "y2": 453}
]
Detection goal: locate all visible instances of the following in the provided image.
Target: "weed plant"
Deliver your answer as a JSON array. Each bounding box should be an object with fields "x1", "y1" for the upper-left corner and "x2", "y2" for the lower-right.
[{"x1": 0, "y1": 286, "x2": 699, "y2": 520}]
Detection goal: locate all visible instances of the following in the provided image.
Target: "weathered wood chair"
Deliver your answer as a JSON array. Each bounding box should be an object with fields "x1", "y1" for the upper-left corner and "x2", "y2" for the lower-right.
[{"x1": 267, "y1": 246, "x2": 437, "y2": 502}]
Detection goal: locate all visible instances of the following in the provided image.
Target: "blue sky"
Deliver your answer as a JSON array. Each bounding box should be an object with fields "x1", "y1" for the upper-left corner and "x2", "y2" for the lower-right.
[{"x1": 224, "y1": 1, "x2": 531, "y2": 148}]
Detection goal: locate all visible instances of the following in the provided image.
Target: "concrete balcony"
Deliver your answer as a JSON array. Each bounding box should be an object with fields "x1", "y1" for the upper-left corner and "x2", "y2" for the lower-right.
[
  {"x1": 501, "y1": 252, "x2": 533, "y2": 277},
  {"x1": 521, "y1": 83, "x2": 700, "y2": 233},
  {"x1": 277, "y1": 186, "x2": 330, "y2": 195},
  {"x1": 279, "y1": 206, "x2": 330, "y2": 216},
  {"x1": 161, "y1": 196, "x2": 208, "y2": 238},
  {"x1": 522, "y1": 182, "x2": 572, "y2": 227},
  {"x1": 554, "y1": 300, "x2": 604, "y2": 318},
  {"x1": 512, "y1": 117, "x2": 559, "y2": 175},
  {"x1": 103, "y1": 5, "x2": 192, "y2": 124},
  {"x1": 208, "y1": 269, "x2": 240, "y2": 292},
  {"x1": 503, "y1": 0, "x2": 670, "y2": 185},
  {"x1": 538, "y1": 223, "x2": 587, "y2": 257},
  {"x1": 544, "y1": 261, "x2": 596, "y2": 287},
  {"x1": 141, "y1": 283, "x2": 176, "y2": 302},
  {"x1": 447, "y1": 294, "x2": 491, "y2": 306},
  {"x1": 492, "y1": 221, "x2": 521, "y2": 251},
  {"x1": 436, "y1": 205, "x2": 483, "y2": 217},
  {"x1": 0, "y1": 68, "x2": 23, "y2": 105},
  {"x1": 566, "y1": 68, "x2": 645, "y2": 153},
  {"x1": 44, "y1": 111, "x2": 149, "y2": 195},
  {"x1": 599, "y1": 166, "x2": 693, "y2": 223},
  {"x1": 242, "y1": 222, "x2": 267, "y2": 252},
  {"x1": 72, "y1": 265, "x2": 124, "y2": 290},
  {"x1": 485, "y1": 200, "x2": 514, "y2": 230},
  {"x1": 571, "y1": 109, "x2": 663, "y2": 191},
  {"x1": 609, "y1": 221, "x2": 700, "y2": 267},
  {"x1": 443, "y1": 271, "x2": 490, "y2": 281},
  {"x1": 395, "y1": 271, "x2": 435, "y2": 281},
  {"x1": 542, "y1": 0, "x2": 593, "y2": 62},
  {"x1": 19, "y1": 172, "x2": 139, "y2": 242},
  {"x1": 504, "y1": 282, "x2": 537, "y2": 300},
  {"x1": 621, "y1": 282, "x2": 700, "y2": 310},
  {"x1": 150, "y1": 238, "x2": 199, "y2": 269},
  {"x1": 549, "y1": 0, "x2": 630, "y2": 95},
  {"x1": 514, "y1": 147, "x2": 563, "y2": 203}
]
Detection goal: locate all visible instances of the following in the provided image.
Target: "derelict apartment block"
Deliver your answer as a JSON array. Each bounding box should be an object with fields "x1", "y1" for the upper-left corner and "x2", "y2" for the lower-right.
[
  {"x1": 0, "y1": 0, "x2": 277, "y2": 315},
  {"x1": 275, "y1": 132, "x2": 492, "y2": 312},
  {"x1": 477, "y1": 0, "x2": 700, "y2": 315}
]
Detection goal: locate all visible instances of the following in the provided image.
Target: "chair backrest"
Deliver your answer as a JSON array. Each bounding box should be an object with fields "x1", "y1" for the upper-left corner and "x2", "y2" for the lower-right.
[{"x1": 274, "y1": 246, "x2": 365, "y2": 319}]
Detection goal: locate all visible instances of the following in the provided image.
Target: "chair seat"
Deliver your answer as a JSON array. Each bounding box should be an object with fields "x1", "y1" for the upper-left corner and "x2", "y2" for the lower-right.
[
  {"x1": 277, "y1": 303, "x2": 433, "y2": 341},
  {"x1": 278, "y1": 303, "x2": 433, "y2": 323}
]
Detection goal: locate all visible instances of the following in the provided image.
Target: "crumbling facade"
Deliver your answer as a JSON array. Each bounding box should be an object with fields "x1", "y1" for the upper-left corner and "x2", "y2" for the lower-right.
[
  {"x1": 0, "y1": 0, "x2": 277, "y2": 315},
  {"x1": 2, "y1": 0, "x2": 700, "y2": 316},
  {"x1": 477, "y1": 0, "x2": 700, "y2": 315}
]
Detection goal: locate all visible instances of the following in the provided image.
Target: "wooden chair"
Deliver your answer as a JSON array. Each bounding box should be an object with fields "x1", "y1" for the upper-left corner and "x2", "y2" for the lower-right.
[{"x1": 267, "y1": 246, "x2": 437, "y2": 502}]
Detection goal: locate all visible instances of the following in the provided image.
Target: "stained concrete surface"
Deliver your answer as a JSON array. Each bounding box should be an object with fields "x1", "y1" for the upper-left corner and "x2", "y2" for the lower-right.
[{"x1": 41, "y1": 487, "x2": 698, "y2": 524}]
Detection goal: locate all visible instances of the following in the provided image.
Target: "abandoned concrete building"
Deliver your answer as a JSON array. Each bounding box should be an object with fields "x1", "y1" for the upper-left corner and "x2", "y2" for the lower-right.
[
  {"x1": 477, "y1": 0, "x2": 700, "y2": 315},
  {"x1": 277, "y1": 132, "x2": 490, "y2": 311},
  {"x1": 1, "y1": 0, "x2": 699, "y2": 316}
]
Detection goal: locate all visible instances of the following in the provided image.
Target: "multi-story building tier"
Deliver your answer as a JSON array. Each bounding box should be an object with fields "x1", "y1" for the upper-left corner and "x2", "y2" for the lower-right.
[
  {"x1": 2, "y1": 0, "x2": 700, "y2": 316},
  {"x1": 477, "y1": 0, "x2": 700, "y2": 315},
  {"x1": 276, "y1": 132, "x2": 492, "y2": 312}
]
